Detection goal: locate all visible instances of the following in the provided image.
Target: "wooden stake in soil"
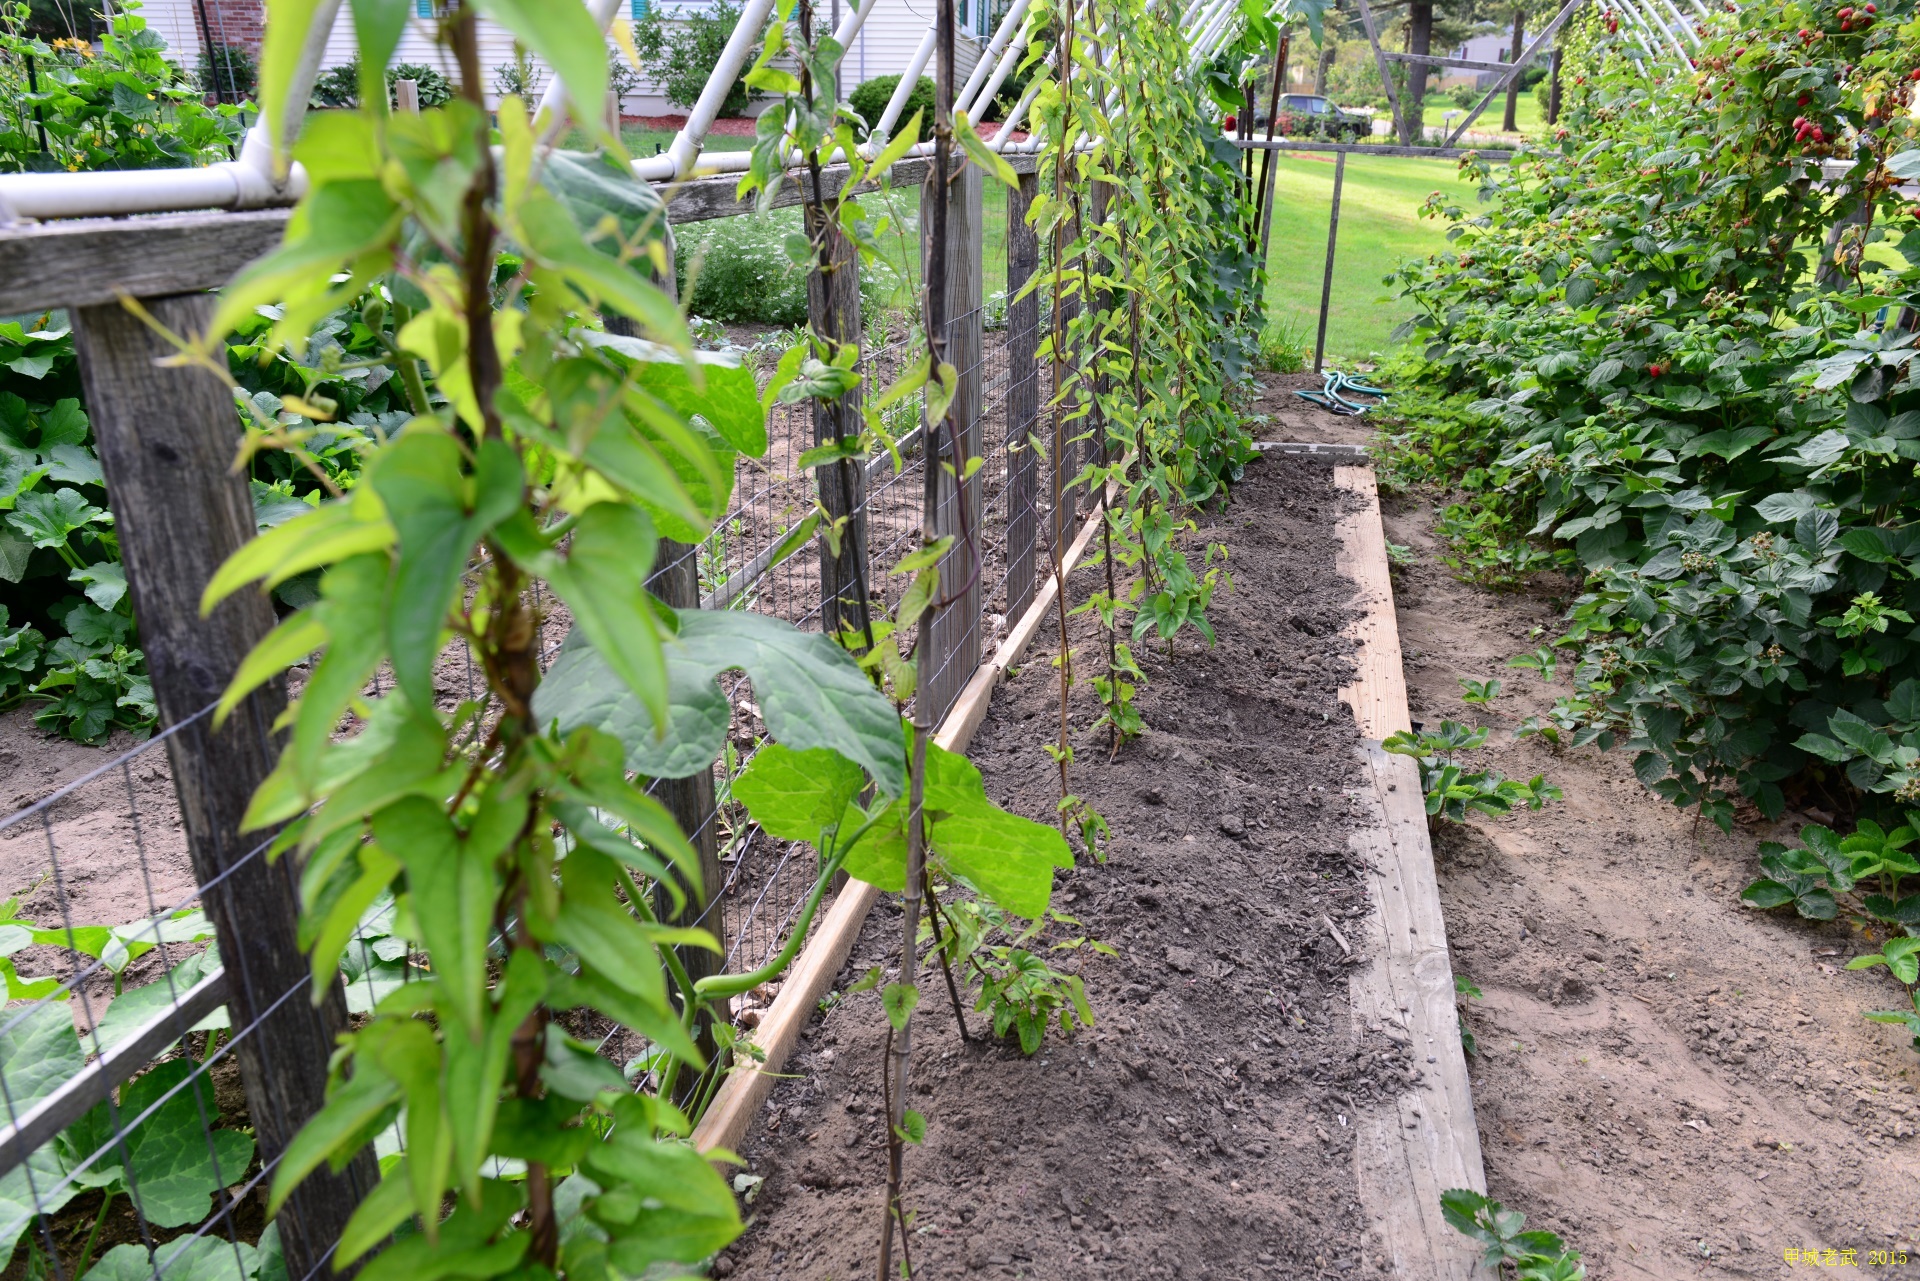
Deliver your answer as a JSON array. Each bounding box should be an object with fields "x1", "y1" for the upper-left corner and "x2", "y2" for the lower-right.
[
  {"x1": 880, "y1": 0, "x2": 958, "y2": 1266},
  {"x1": 71, "y1": 294, "x2": 376, "y2": 1280},
  {"x1": 1005, "y1": 169, "x2": 1041, "y2": 623}
]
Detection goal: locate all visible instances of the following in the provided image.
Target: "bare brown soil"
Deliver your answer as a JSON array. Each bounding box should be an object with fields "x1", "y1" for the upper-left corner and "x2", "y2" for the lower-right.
[
  {"x1": 1384, "y1": 492, "x2": 1920, "y2": 1279},
  {"x1": 721, "y1": 455, "x2": 1413, "y2": 1281},
  {"x1": 1253, "y1": 376, "x2": 1920, "y2": 1275}
]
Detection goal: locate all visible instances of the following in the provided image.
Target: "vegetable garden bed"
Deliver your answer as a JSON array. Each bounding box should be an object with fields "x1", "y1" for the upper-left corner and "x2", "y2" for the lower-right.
[
  {"x1": 714, "y1": 453, "x2": 1469, "y2": 1280},
  {"x1": 1381, "y1": 487, "x2": 1920, "y2": 1276}
]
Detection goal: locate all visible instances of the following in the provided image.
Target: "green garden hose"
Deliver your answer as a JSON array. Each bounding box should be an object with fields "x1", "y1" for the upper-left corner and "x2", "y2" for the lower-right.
[{"x1": 1294, "y1": 369, "x2": 1388, "y2": 416}]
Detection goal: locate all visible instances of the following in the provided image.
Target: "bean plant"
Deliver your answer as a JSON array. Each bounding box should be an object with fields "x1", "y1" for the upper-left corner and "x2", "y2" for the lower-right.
[{"x1": 185, "y1": 0, "x2": 1072, "y2": 1274}]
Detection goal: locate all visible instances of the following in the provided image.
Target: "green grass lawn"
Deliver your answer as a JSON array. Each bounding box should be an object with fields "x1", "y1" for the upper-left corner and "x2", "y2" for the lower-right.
[{"x1": 1259, "y1": 149, "x2": 1479, "y2": 364}]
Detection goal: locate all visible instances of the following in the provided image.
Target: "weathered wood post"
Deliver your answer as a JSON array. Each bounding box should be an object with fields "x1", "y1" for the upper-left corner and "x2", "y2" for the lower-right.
[
  {"x1": 644, "y1": 543, "x2": 726, "y2": 1073},
  {"x1": 1081, "y1": 175, "x2": 1117, "y2": 516},
  {"x1": 1005, "y1": 169, "x2": 1041, "y2": 623},
  {"x1": 394, "y1": 78, "x2": 420, "y2": 113},
  {"x1": 1313, "y1": 151, "x2": 1347, "y2": 374},
  {"x1": 806, "y1": 194, "x2": 871, "y2": 645},
  {"x1": 920, "y1": 155, "x2": 984, "y2": 722},
  {"x1": 69, "y1": 294, "x2": 375, "y2": 1280}
]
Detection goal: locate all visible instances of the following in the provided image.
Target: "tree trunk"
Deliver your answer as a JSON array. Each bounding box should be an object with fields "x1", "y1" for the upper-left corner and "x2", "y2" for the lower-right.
[
  {"x1": 1502, "y1": 7, "x2": 1524, "y2": 132},
  {"x1": 1547, "y1": 46, "x2": 1562, "y2": 124},
  {"x1": 1315, "y1": 39, "x2": 1334, "y2": 95},
  {"x1": 1406, "y1": 2, "x2": 1431, "y2": 143}
]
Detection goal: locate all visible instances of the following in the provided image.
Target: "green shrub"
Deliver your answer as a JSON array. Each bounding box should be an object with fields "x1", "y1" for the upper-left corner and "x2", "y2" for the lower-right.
[
  {"x1": 0, "y1": 0, "x2": 247, "y2": 174},
  {"x1": 632, "y1": 0, "x2": 757, "y2": 115},
  {"x1": 849, "y1": 74, "x2": 933, "y2": 140},
  {"x1": 676, "y1": 204, "x2": 913, "y2": 327},
  {"x1": 310, "y1": 59, "x2": 454, "y2": 109},
  {"x1": 1383, "y1": 0, "x2": 1920, "y2": 836},
  {"x1": 196, "y1": 40, "x2": 255, "y2": 100}
]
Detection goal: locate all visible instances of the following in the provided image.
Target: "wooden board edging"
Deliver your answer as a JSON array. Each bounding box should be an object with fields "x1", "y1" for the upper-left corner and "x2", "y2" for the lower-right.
[
  {"x1": 1332, "y1": 465, "x2": 1489, "y2": 1279},
  {"x1": 690, "y1": 490, "x2": 1113, "y2": 1161}
]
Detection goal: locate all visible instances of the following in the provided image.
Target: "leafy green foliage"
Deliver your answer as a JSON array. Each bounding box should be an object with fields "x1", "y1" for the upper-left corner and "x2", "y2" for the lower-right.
[
  {"x1": 1441, "y1": 1189, "x2": 1586, "y2": 1280},
  {"x1": 847, "y1": 74, "x2": 934, "y2": 141},
  {"x1": 310, "y1": 59, "x2": 454, "y2": 109},
  {"x1": 1384, "y1": 720, "x2": 1563, "y2": 823},
  {"x1": 1742, "y1": 820, "x2": 1920, "y2": 925},
  {"x1": 926, "y1": 896, "x2": 1108, "y2": 1054},
  {"x1": 0, "y1": 1, "x2": 248, "y2": 174},
  {"x1": 630, "y1": 0, "x2": 760, "y2": 115},
  {"x1": 1378, "y1": 0, "x2": 1920, "y2": 840}
]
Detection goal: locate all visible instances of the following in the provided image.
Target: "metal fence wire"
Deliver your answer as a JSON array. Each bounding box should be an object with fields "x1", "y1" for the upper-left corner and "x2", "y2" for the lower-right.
[{"x1": 0, "y1": 215, "x2": 1063, "y2": 1281}]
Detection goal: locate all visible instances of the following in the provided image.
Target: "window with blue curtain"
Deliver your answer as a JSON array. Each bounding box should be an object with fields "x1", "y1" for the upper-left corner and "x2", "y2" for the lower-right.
[
  {"x1": 630, "y1": 0, "x2": 649, "y2": 18},
  {"x1": 415, "y1": 0, "x2": 431, "y2": 15}
]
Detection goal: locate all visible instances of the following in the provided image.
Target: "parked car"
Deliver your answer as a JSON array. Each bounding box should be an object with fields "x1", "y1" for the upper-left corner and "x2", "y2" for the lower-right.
[{"x1": 1261, "y1": 94, "x2": 1370, "y2": 142}]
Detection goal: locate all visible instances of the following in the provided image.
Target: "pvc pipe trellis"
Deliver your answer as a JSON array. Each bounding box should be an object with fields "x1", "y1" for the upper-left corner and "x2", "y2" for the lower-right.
[{"x1": 0, "y1": 0, "x2": 1257, "y2": 222}]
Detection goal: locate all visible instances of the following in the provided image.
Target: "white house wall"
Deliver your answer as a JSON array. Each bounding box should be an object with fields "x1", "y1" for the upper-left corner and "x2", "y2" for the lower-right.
[{"x1": 141, "y1": 0, "x2": 985, "y2": 116}]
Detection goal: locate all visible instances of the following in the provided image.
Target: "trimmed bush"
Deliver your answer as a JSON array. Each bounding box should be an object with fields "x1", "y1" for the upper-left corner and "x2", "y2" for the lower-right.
[{"x1": 848, "y1": 74, "x2": 933, "y2": 140}]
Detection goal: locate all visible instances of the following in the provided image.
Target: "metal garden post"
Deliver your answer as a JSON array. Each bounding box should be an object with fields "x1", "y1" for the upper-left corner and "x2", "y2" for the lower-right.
[{"x1": 1313, "y1": 150, "x2": 1346, "y2": 375}]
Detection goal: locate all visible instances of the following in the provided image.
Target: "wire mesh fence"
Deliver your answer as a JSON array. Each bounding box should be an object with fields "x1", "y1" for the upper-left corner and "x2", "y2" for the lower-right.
[
  {"x1": 0, "y1": 706, "x2": 304, "y2": 1281},
  {"x1": 0, "y1": 182, "x2": 1067, "y2": 1280}
]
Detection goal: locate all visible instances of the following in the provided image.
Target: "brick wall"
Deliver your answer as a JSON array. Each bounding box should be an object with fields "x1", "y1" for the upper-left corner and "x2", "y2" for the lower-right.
[{"x1": 197, "y1": 0, "x2": 264, "y2": 56}]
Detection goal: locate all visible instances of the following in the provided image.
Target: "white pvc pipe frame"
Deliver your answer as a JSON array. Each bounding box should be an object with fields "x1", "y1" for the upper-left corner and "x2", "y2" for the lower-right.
[{"x1": 0, "y1": 0, "x2": 1259, "y2": 220}]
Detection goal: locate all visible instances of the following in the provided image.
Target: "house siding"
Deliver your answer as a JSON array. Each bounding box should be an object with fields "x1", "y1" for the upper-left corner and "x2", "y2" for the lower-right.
[{"x1": 140, "y1": 0, "x2": 986, "y2": 113}]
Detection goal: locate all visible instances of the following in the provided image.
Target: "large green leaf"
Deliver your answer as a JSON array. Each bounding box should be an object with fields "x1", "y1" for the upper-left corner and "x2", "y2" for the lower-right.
[
  {"x1": 540, "y1": 151, "x2": 670, "y2": 255},
  {"x1": 533, "y1": 610, "x2": 904, "y2": 796},
  {"x1": 84, "y1": 1235, "x2": 260, "y2": 1281},
  {"x1": 370, "y1": 797, "x2": 493, "y2": 1034},
  {"x1": 89, "y1": 948, "x2": 227, "y2": 1056},
  {"x1": 60, "y1": 1059, "x2": 256, "y2": 1230},
  {"x1": 931, "y1": 809, "x2": 1064, "y2": 920},
  {"x1": 540, "y1": 503, "x2": 666, "y2": 729},
  {"x1": 584, "y1": 334, "x2": 770, "y2": 457},
  {"x1": 0, "y1": 1001, "x2": 83, "y2": 1264},
  {"x1": 732, "y1": 744, "x2": 866, "y2": 845},
  {"x1": 367, "y1": 433, "x2": 521, "y2": 717}
]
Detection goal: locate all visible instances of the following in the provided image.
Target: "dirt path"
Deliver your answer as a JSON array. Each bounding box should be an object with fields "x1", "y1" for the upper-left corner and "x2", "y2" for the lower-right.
[
  {"x1": 1382, "y1": 491, "x2": 1920, "y2": 1279},
  {"x1": 724, "y1": 455, "x2": 1411, "y2": 1280}
]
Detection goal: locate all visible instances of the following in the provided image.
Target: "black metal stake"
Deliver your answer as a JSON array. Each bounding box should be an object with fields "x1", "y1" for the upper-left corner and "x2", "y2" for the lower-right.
[
  {"x1": 24, "y1": 55, "x2": 48, "y2": 153},
  {"x1": 1313, "y1": 150, "x2": 1346, "y2": 375}
]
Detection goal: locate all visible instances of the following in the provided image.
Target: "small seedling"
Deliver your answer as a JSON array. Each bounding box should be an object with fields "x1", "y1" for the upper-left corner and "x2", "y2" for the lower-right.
[
  {"x1": 1507, "y1": 647, "x2": 1557, "y2": 683},
  {"x1": 1459, "y1": 677, "x2": 1502, "y2": 707},
  {"x1": 1512, "y1": 716, "x2": 1563, "y2": 748},
  {"x1": 1455, "y1": 974, "x2": 1483, "y2": 1057},
  {"x1": 1441, "y1": 1189, "x2": 1586, "y2": 1279}
]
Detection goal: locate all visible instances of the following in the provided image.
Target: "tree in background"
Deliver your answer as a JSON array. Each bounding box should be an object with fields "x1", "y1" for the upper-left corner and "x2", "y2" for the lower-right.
[{"x1": 631, "y1": 0, "x2": 760, "y2": 115}]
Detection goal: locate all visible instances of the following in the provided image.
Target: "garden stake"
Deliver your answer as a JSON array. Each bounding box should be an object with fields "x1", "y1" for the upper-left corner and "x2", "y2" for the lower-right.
[{"x1": 880, "y1": 0, "x2": 956, "y2": 1264}]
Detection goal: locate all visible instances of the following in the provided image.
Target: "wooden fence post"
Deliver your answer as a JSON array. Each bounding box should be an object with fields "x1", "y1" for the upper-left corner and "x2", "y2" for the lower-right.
[
  {"x1": 805, "y1": 202, "x2": 870, "y2": 644},
  {"x1": 69, "y1": 294, "x2": 375, "y2": 1280},
  {"x1": 1081, "y1": 175, "x2": 1112, "y2": 516},
  {"x1": 1050, "y1": 195, "x2": 1082, "y2": 552},
  {"x1": 1004, "y1": 169, "x2": 1040, "y2": 623},
  {"x1": 644, "y1": 544, "x2": 725, "y2": 1074},
  {"x1": 920, "y1": 157, "x2": 984, "y2": 723}
]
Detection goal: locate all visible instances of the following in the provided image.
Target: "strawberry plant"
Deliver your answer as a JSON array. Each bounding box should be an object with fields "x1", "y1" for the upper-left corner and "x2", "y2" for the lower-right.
[
  {"x1": 1441, "y1": 1189, "x2": 1587, "y2": 1280},
  {"x1": 1384, "y1": 720, "x2": 1563, "y2": 824},
  {"x1": 1742, "y1": 820, "x2": 1920, "y2": 925}
]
